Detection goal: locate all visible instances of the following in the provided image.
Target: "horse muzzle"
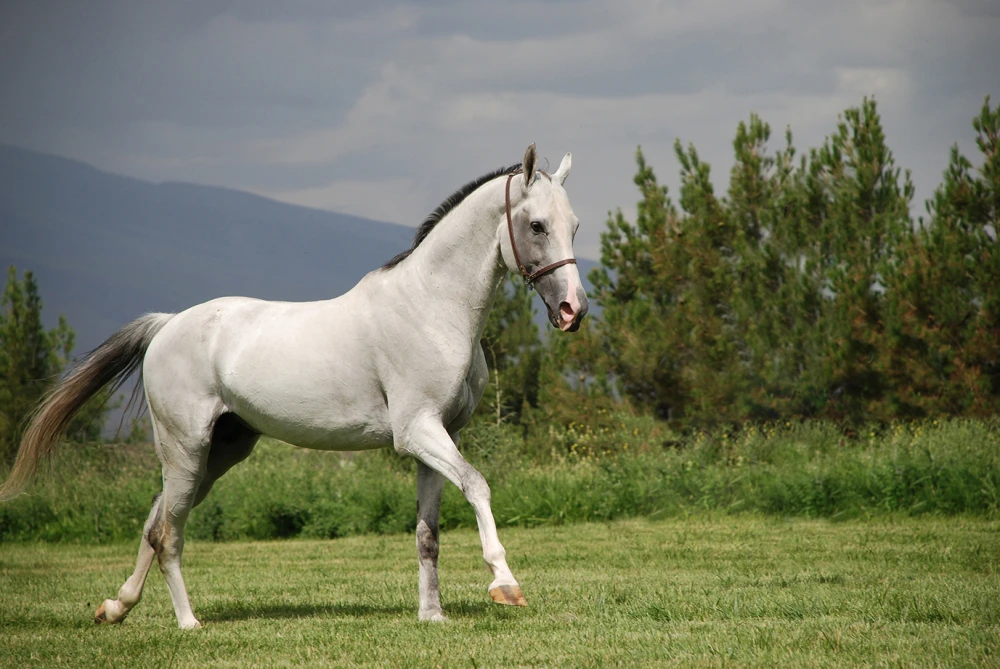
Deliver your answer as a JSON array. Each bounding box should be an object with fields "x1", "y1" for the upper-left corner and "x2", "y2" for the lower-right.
[{"x1": 551, "y1": 292, "x2": 588, "y2": 332}]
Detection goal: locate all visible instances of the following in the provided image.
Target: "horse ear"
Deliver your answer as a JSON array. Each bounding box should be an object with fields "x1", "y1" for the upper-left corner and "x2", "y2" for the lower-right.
[
  {"x1": 521, "y1": 143, "x2": 537, "y2": 192},
  {"x1": 553, "y1": 152, "x2": 572, "y2": 185}
]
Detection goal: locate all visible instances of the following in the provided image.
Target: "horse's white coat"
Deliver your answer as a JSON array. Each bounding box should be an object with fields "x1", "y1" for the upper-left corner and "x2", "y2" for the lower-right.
[{"x1": 100, "y1": 145, "x2": 588, "y2": 628}]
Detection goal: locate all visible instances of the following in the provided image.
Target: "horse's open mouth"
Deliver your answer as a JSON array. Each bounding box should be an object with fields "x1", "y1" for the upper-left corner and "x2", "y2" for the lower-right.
[{"x1": 548, "y1": 306, "x2": 581, "y2": 332}]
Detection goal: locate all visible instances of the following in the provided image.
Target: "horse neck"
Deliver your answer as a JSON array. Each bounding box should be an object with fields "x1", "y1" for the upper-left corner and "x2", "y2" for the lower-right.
[{"x1": 397, "y1": 178, "x2": 510, "y2": 338}]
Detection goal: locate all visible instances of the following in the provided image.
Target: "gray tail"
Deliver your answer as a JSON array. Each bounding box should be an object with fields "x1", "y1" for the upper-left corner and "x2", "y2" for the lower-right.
[{"x1": 0, "y1": 313, "x2": 174, "y2": 501}]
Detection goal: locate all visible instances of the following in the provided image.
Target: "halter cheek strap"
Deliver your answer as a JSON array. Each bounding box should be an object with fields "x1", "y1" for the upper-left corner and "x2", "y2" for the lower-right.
[{"x1": 505, "y1": 169, "x2": 577, "y2": 285}]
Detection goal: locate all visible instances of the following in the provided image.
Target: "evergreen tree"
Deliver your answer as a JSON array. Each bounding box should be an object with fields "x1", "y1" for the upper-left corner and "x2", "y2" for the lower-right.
[
  {"x1": 0, "y1": 266, "x2": 111, "y2": 464},
  {"x1": 0, "y1": 266, "x2": 72, "y2": 462},
  {"x1": 670, "y1": 138, "x2": 743, "y2": 425},
  {"x1": 725, "y1": 117, "x2": 825, "y2": 419},
  {"x1": 881, "y1": 97, "x2": 1000, "y2": 416},
  {"x1": 966, "y1": 97, "x2": 1000, "y2": 411},
  {"x1": 587, "y1": 148, "x2": 689, "y2": 421},
  {"x1": 807, "y1": 98, "x2": 913, "y2": 421}
]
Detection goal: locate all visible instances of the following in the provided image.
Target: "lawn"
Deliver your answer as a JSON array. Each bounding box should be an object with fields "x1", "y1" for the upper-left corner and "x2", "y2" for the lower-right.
[{"x1": 1, "y1": 515, "x2": 997, "y2": 667}]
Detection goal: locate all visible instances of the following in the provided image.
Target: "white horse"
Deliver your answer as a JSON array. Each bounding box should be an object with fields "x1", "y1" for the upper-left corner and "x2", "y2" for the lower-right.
[{"x1": 0, "y1": 144, "x2": 588, "y2": 629}]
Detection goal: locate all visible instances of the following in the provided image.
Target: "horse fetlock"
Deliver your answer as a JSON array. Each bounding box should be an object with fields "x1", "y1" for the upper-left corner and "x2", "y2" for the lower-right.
[{"x1": 483, "y1": 547, "x2": 508, "y2": 571}]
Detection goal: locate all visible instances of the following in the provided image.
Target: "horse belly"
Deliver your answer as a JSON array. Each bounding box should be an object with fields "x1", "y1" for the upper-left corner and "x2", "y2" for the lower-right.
[
  {"x1": 225, "y1": 378, "x2": 393, "y2": 451},
  {"x1": 218, "y1": 346, "x2": 392, "y2": 451}
]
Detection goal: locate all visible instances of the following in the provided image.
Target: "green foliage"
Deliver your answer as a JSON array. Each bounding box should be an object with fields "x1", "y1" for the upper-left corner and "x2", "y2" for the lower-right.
[
  {"x1": 0, "y1": 441, "x2": 160, "y2": 542},
  {"x1": 2, "y1": 419, "x2": 997, "y2": 544},
  {"x1": 0, "y1": 266, "x2": 114, "y2": 464},
  {"x1": 880, "y1": 96, "x2": 1000, "y2": 417},
  {"x1": 567, "y1": 97, "x2": 1000, "y2": 427},
  {"x1": 0, "y1": 266, "x2": 72, "y2": 463},
  {"x1": 585, "y1": 148, "x2": 688, "y2": 420},
  {"x1": 475, "y1": 275, "x2": 542, "y2": 427},
  {"x1": 811, "y1": 99, "x2": 914, "y2": 420}
]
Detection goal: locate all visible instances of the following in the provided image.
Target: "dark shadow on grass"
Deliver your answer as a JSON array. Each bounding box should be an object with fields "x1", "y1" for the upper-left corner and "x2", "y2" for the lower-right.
[
  {"x1": 0, "y1": 611, "x2": 79, "y2": 631},
  {"x1": 201, "y1": 601, "x2": 410, "y2": 622},
  {"x1": 201, "y1": 599, "x2": 500, "y2": 623}
]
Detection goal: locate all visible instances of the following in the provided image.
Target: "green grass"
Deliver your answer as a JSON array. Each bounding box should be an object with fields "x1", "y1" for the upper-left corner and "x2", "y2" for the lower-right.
[{"x1": 1, "y1": 516, "x2": 997, "y2": 667}]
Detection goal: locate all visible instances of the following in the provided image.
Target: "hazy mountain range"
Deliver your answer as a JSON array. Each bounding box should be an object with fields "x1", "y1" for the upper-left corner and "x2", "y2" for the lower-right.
[{"x1": 0, "y1": 144, "x2": 596, "y2": 358}]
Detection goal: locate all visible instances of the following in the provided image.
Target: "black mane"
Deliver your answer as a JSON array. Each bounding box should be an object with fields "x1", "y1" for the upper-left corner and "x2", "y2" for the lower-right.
[{"x1": 380, "y1": 163, "x2": 522, "y2": 271}]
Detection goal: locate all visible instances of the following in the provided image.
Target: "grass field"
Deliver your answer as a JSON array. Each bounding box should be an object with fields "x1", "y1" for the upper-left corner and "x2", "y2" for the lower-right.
[{"x1": 1, "y1": 515, "x2": 997, "y2": 667}]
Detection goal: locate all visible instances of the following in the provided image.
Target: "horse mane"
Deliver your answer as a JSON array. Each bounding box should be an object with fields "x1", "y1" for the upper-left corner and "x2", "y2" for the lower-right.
[{"x1": 380, "y1": 163, "x2": 523, "y2": 271}]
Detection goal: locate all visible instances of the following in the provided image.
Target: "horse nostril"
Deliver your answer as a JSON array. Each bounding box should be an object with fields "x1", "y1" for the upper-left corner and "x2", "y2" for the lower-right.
[{"x1": 559, "y1": 302, "x2": 575, "y2": 321}]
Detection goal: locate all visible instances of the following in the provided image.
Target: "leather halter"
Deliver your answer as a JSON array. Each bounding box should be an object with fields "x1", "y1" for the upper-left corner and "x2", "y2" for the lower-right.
[{"x1": 504, "y1": 169, "x2": 577, "y2": 285}]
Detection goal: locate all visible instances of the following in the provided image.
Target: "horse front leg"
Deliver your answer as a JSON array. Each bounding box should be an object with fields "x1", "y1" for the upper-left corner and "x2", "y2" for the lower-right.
[
  {"x1": 416, "y1": 461, "x2": 446, "y2": 621},
  {"x1": 399, "y1": 419, "x2": 526, "y2": 609}
]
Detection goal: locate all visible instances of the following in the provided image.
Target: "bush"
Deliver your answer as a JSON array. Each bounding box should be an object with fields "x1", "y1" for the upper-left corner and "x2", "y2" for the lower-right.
[{"x1": 1, "y1": 418, "x2": 997, "y2": 544}]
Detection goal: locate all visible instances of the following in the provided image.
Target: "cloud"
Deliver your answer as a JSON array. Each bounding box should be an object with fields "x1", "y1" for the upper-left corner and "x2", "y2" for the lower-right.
[{"x1": 1, "y1": 0, "x2": 997, "y2": 261}]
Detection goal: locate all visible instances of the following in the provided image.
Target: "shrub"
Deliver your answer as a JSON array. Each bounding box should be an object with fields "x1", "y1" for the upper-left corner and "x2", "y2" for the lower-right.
[{"x1": 1, "y1": 418, "x2": 997, "y2": 544}]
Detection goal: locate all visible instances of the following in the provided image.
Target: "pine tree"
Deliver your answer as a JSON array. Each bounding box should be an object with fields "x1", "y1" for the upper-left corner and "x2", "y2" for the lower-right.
[
  {"x1": 807, "y1": 98, "x2": 913, "y2": 421},
  {"x1": 586, "y1": 148, "x2": 689, "y2": 421},
  {"x1": 966, "y1": 96, "x2": 1000, "y2": 411},
  {"x1": 881, "y1": 97, "x2": 1000, "y2": 416},
  {"x1": 554, "y1": 97, "x2": 995, "y2": 428},
  {"x1": 0, "y1": 267, "x2": 71, "y2": 462},
  {"x1": 671, "y1": 138, "x2": 741, "y2": 425},
  {"x1": 725, "y1": 117, "x2": 824, "y2": 419},
  {"x1": 0, "y1": 266, "x2": 112, "y2": 463}
]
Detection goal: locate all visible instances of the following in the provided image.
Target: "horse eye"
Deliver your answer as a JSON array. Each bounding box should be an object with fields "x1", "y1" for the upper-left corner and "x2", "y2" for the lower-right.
[{"x1": 530, "y1": 220, "x2": 545, "y2": 234}]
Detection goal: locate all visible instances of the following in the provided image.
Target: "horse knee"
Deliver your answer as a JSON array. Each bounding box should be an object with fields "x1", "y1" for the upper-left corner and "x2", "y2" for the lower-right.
[
  {"x1": 460, "y1": 468, "x2": 491, "y2": 504},
  {"x1": 416, "y1": 519, "x2": 439, "y2": 561}
]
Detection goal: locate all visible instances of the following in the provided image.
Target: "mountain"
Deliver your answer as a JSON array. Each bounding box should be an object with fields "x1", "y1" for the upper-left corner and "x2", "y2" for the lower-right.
[{"x1": 0, "y1": 144, "x2": 597, "y2": 358}]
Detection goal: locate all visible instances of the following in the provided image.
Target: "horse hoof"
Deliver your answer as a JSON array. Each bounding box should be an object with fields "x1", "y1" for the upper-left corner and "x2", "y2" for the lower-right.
[
  {"x1": 95, "y1": 599, "x2": 123, "y2": 624},
  {"x1": 419, "y1": 610, "x2": 447, "y2": 622},
  {"x1": 489, "y1": 584, "x2": 527, "y2": 607}
]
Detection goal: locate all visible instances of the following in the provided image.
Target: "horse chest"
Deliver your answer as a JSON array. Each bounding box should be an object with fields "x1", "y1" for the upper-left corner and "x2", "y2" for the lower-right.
[{"x1": 380, "y1": 336, "x2": 485, "y2": 425}]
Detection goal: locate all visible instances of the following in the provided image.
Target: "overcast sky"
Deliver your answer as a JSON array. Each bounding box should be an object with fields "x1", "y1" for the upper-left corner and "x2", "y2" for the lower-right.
[{"x1": 2, "y1": 0, "x2": 997, "y2": 260}]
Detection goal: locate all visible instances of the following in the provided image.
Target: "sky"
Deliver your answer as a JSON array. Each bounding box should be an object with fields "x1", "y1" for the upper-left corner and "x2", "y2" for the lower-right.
[{"x1": 2, "y1": 0, "x2": 997, "y2": 260}]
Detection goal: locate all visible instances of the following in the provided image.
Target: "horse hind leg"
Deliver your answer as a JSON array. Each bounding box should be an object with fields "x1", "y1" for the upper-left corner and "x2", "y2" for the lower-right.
[
  {"x1": 94, "y1": 413, "x2": 259, "y2": 626},
  {"x1": 111, "y1": 405, "x2": 215, "y2": 629},
  {"x1": 155, "y1": 410, "x2": 263, "y2": 629}
]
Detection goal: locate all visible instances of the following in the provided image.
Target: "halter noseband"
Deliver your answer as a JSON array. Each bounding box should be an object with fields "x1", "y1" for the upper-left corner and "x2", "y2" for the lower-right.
[{"x1": 505, "y1": 169, "x2": 577, "y2": 286}]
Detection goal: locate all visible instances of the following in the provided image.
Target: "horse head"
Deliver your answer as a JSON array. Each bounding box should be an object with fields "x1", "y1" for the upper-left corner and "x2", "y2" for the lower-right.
[{"x1": 499, "y1": 143, "x2": 589, "y2": 332}]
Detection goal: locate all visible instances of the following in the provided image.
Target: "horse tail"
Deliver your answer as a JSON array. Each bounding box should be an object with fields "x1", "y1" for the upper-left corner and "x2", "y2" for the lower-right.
[{"x1": 0, "y1": 312, "x2": 174, "y2": 502}]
